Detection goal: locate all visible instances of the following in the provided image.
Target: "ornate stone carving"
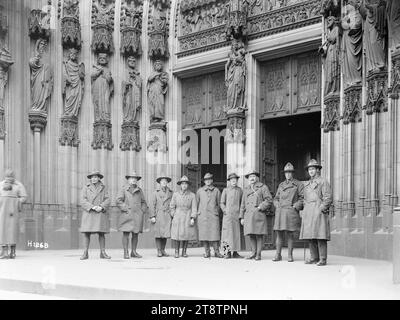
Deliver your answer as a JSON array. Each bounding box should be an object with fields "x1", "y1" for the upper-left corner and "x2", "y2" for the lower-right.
[
  {"x1": 0, "y1": 47, "x2": 13, "y2": 139},
  {"x1": 322, "y1": 93, "x2": 340, "y2": 132},
  {"x1": 91, "y1": 0, "x2": 115, "y2": 53},
  {"x1": 91, "y1": 53, "x2": 114, "y2": 149},
  {"x1": 120, "y1": 56, "x2": 142, "y2": 151},
  {"x1": 226, "y1": 0, "x2": 249, "y2": 40},
  {"x1": 59, "y1": 116, "x2": 79, "y2": 147},
  {"x1": 389, "y1": 49, "x2": 400, "y2": 99},
  {"x1": 226, "y1": 111, "x2": 245, "y2": 143},
  {"x1": 92, "y1": 120, "x2": 113, "y2": 150},
  {"x1": 178, "y1": 0, "x2": 322, "y2": 57},
  {"x1": 0, "y1": 109, "x2": 5, "y2": 140},
  {"x1": 342, "y1": 84, "x2": 362, "y2": 125},
  {"x1": 28, "y1": 9, "x2": 51, "y2": 40},
  {"x1": 365, "y1": 69, "x2": 388, "y2": 114},
  {"x1": 320, "y1": 0, "x2": 340, "y2": 18},
  {"x1": 120, "y1": 0, "x2": 143, "y2": 57},
  {"x1": 225, "y1": 39, "x2": 247, "y2": 114},
  {"x1": 147, "y1": 59, "x2": 168, "y2": 123},
  {"x1": 148, "y1": 0, "x2": 170, "y2": 59},
  {"x1": 0, "y1": 4, "x2": 8, "y2": 39},
  {"x1": 147, "y1": 121, "x2": 167, "y2": 152},
  {"x1": 341, "y1": 2, "x2": 363, "y2": 89},
  {"x1": 61, "y1": 0, "x2": 82, "y2": 49},
  {"x1": 29, "y1": 39, "x2": 53, "y2": 131},
  {"x1": 319, "y1": 16, "x2": 341, "y2": 96}
]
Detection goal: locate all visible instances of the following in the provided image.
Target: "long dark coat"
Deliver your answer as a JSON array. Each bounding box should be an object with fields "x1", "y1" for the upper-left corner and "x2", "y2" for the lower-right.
[
  {"x1": 239, "y1": 182, "x2": 273, "y2": 235},
  {"x1": 170, "y1": 190, "x2": 198, "y2": 241},
  {"x1": 0, "y1": 180, "x2": 27, "y2": 245},
  {"x1": 273, "y1": 179, "x2": 304, "y2": 232},
  {"x1": 116, "y1": 185, "x2": 149, "y2": 233},
  {"x1": 299, "y1": 176, "x2": 333, "y2": 240},
  {"x1": 220, "y1": 186, "x2": 242, "y2": 251},
  {"x1": 196, "y1": 186, "x2": 221, "y2": 242},
  {"x1": 80, "y1": 182, "x2": 111, "y2": 233},
  {"x1": 150, "y1": 187, "x2": 173, "y2": 238}
]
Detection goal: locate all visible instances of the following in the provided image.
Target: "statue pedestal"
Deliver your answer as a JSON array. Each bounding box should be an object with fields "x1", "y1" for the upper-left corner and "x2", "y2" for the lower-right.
[
  {"x1": 389, "y1": 49, "x2": 400, "y2": 99},
  {"x1": 343, "y1": 84, "x2": 362, "y2": 125},
  {"x1": 120, "y1": 120, "x2": 141, "y2": 151},
  {"x1": 60, "y1": 115, "x2": 79, "y2": 147},
  {"x1": 322, "y1": 93, "x2": 340, "y2": 132},
  {"x1": 61, "y1": 16, "x2": 81, "y2": 49},
  {"x1": 92, "y1": 120, "x2": 113, "y2": 150},
  {"x1": 226, "y1": 111, "x2": 246, "y2": 143},
  {"x1": 366, "y1": 69, "x2": 388, "y2": 115},
  {"x1": 147, "y1": 121, "x2": 167, "y2": 153}
]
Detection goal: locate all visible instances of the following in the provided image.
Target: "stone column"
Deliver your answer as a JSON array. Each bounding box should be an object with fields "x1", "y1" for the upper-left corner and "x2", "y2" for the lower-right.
[{"x1": 393, "y1": 207, "x2": 400, "y2": 283}]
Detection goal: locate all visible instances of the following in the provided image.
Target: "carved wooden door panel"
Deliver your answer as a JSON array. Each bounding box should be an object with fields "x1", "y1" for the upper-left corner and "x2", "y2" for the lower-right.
[
  {"x1": 182, "y1": 76, "x2": 206, "y2": 128},
  {"x1": 260, "y1": 122, "x2": 278, "y2": 193}
]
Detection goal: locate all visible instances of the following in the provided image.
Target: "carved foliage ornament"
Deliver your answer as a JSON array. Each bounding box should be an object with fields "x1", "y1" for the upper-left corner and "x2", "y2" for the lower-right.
[
  {"x1": 59, "y1": 116, "x2": 79, "y2": 147},
  {"x1": 389, "y1": 49, "x2": 400, "y2": 99},
  {"x1": 342, "y1": 84, "x2": 362, "y2": 125},
  {"x1": 120, "y1": 0, "x2": 143, "y2": 57},
  {"x1": 148, "y1": 0, "x2": 170, "y2": 59},
  {"x1": 322, "y1": 94, "x2": 340, "y2": 132},
  {"x1": 92, "y1": 120, "x2": 113, "y2": 150},
  {"x1": 226, "y1": 112, "x2": 245, "y2": 143},
  {"x1": 365, "y1": 70, "x2": 388, "y2": 115},
  {"x1": 226, "y1": 0, "x2": 249, "y2": 40},
  {"x1": 28, "y1": 9, "x2": 51, "y2": 40},
  {"x1": 120, "y1": 121, "x2": 141, "y2": 151},
  {"x1": 61, "y1": 0, "x2": 82, "y2": 49},
  {"x1": 91, "y1": 0, "x2": 115, "y2": 53}
]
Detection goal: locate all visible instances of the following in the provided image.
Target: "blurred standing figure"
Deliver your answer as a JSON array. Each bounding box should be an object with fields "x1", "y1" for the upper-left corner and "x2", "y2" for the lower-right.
[
  {"x1": 170, "y1": 176, "x2": 198, "y2": 258},
  {"x1": 220, "y1": 173, "x2": 243, "y2": 259},
  {"x1": 117, "y1": 172, "x2": 149, "y2": 259},
  {"x1": 240, "y1": 170, "x2": 273, "y2": 261},
  {"x1": 300, "y1": 159, "x2": 333, "y2": 266},
  {"x1": 196, "y1": 173, "x2": 223, "y2": 258},
  {"x1": 0, "y1": 170, "x2": 27, "y2": 259},
  {"x1": 150, "y1": 175, "x2": 173, "y2": 257},
  {"x1": 272, "y1": 163, "x2": 304, "y2": 262},
  {"x1": 79, "y1": 171, "x2": 111, "y2": 260}
]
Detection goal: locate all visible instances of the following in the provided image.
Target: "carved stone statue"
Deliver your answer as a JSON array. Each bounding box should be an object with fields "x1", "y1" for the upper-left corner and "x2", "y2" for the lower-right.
[
  {"x1": 387, "y1": 0, "x2": 400, "y2": 50},
  {"x1": 0, "y1": 47, "x2": 13, "y2": 111},
  {"x1": 120, "y1": 0, "x2": 143, "y2": 57},
  {"x1": 62, "y1": 48, "x2": 85, "y2": 117},
  {"x1": 29, "y1": 39, "x2": 53, "y2": 113},
  {"x1": 148, "y1": 0, "x2": 169, "y2": 59},
  {"x1": 341, "y1": 2, "x2": 363, "y2": 88},
  {"x1": 122, "y1": 56, "x2": 141, "y2": 123},
  {"x1": 319, "y1": 16, "x2": 341, "y2": 96},
  {"x1": 225, "y1": 39, "x2": 247, "y2": 113},
  {"x1": 360, "y1": 0, "x2": 387, "y2": 73},
  {"x1": 91, "y1": 0, "x2": 115, "y2": 53},
  {"x1": 91, "y1": 53, "x2": 113, "y2": 122},
  {"x1": 147, "y1": 59, "x2": 168, "y2": 123}
]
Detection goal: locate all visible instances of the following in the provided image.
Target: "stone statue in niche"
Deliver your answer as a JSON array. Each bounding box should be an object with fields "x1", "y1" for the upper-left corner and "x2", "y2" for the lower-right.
[
  {"x1": 319, "y1": 16, "x2": 341, "y2": 96},
  {"x1": 61, "y1": 0, "x2": 81, "y2": 49},
  {"x1": 386, "y1": 0, "x2": 400, "y2": 50},
  {"x1": 0, "y1": 47, "x2": 13, "y2": 111},
  {"x1": 91, "y1": 0, "x2": 115, "y2": 53},
  {"x1": 62, "y1": 48, "x2": 85, "y2": 118},
  {"x1": 226, "y1": 0, "x2": 249, "y2": 40},
  {"x1": 147, "y1": 59, "x2": 168, "y2": 123},
  {"x1": 120, "y1": 0, "x2": 143, "y2": 57},
  {"x1": 91, "y1": 53, "x2": 114, "y2": 122},
  {"x1": 321, "y1": 0, "x2": 340, "y2": 17},
  {"x1": 225, "y1": 39, "x2": 247, "y2": 114},
  {"x1": 148, "y1": 0, "x2": 169, "y2": 59},
  {"x1": 29, "y1": 39, "x2": 53, "y2": 113},
  {"x1": 122, "y1": 56, "x2": 142, "y2": 123},
  {"x1": 341, "y1": 1, "x2": 363, "y2": 88},
  {"x1": 360, "y1": 0, "x2": 387, "y2": 73}
]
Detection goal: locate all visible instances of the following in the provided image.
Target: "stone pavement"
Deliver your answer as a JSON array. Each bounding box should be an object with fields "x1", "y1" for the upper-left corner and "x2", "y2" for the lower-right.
[{"x1": 0, "y1": 248, "x2": 399, "y2": 300}]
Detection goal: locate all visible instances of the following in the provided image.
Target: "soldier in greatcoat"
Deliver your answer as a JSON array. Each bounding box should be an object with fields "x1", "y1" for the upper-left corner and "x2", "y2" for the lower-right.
[
  {"x1": 80, "y1": 171, "x2": 111, "y2": 260},
  {"x1": 272, "y1": 163, "x2": 304, "y2": 262},
  {"x1": 196, "y1": 173, "x2": 223, "y2": 258},
  {"x1": 220, "y1": 173, "x2": 243, "y2": 259},
  {"x1": 150, "y1": 175, "x2": 173, "y2": 257},
  {"x1": 170, "y1": 176, "x2": 198, "y2": 258},
  {"x1": 0, "y1": 170, "x2": 27, "y2": 259},
  {"x1": 116, "y1": 172, "x2": 149, "y2": 259},
  {"x1": 300, "y1": 159, "x2": 333, "y2": 266},
  {"x1": 239, "y1": 170, "x2": 273, "y2": 260}
]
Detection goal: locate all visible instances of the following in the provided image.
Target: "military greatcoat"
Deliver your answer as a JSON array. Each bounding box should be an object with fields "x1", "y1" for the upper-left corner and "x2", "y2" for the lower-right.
[
  {"x1": 273, "y1": 179, "x2": 304, "y2": 232},
  {"x1": 220, "y1": 185, "x2": 243, "y2": 251},
  {"x1": 196, "y1": 185, "x2": 221, "y2": 242},
  {"x1": 150, "y1": 187, "x2": 173, "y2": 238},
  {"x1": 299, "y1": 176, "x2": 332, "y2": 240},
  {"x1": 170, "y1": 190, "x2": 198, "y2": 241},
  {"x1": 239, "y1": 182, "x2": 273, "y2": 235},
  {"x1": 80, "y1": 182, "x2": 111, "y2": 233}
]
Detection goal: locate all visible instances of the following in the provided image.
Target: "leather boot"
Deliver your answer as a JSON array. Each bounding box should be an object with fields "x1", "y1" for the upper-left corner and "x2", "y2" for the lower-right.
[
  {"x1": 224, "y1": 251, "x2": 232, "y2": 259},
  {"x1": 174, "y1": 241, "x2": 180, "y2": 258},
  {"x1": 130, "y1": 233, "x2": 142, "y2": 258},
  {"x1": 123, "y1": 234, "x2": 130, "y2": 259},
  {"x1": 316, "y1": 240, "x2": 327, "y2": 266},
  {"x1": 9, "y1": 245, "x2": 16, "y2": 259},
  {"x1": 287, "y1": 232, "x2": 294, "y2": 262},
  {"x1": 255, "y1": 235, "x2": 263, "y2": 260},
  {"x1": 100, "y1": 250, "x2": 111, "y2": 259},
  {"x1": 273, "y1": 231, "x2": 283, "y2": 261},
  {"x1": 156, "y1": 238, "x2": 162, "y2": 257},
  {"x1": 247, "y1": 235, "x2": 257, "y2": 259},
  {"x1": 213, "y1": 242, "x2": 223, "y2": 258},
  {"x1": 99, "y1": 234, "x2": 111, "y2": 259},
  {"x1": 181, "y1": 241, "x2": 188, "y2": 258},
  {"x1": 161, "y1": 238, "x2": 169, "y2": 257},
  {"x1": 287, "y1": 248, "x2": 294, "y2": 262},
  {"x1": 203, "y1": 241, "x2": 211, "y2": 258},
  {"x1": 232, "y1": 251, "x2": 243, "y2": 259},
  {"x1": 80, "y1": 250, "x2": 89, "y2": 260},
  {"x1": 246, "y1": 252, "x2": 256, "y2": 259},
  {"x1": 0, "y1": 246, "x2": 9, "y2": 259}
]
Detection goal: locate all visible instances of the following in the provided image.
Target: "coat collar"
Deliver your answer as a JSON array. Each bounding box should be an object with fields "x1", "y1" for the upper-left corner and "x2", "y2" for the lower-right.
[
  {"x1": 126, "y1": 184, "x2": 141, "y2": 194},
  {"x1": 179, "y1": 189, "x2": 190, "y2": 196},
  {"x1": 87, "y1": 181, "x2": 104, "y2": 191},
  {"x1": 157, "y1": 187, "x2": 172, "y2": 194},
  {"x1": 203, "y1": 185, "x2": 215, "y2": 191}
]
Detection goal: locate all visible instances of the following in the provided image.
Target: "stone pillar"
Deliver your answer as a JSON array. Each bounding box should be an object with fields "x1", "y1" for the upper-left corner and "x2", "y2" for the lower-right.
[{"x1": 393, "y1": 207, "x2": 400, "y2": 284}]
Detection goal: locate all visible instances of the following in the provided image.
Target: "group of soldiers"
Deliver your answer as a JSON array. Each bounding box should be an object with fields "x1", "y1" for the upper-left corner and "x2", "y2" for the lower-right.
[{"x1": 0, "y1": 159, "x2": 332, "y2": 266}]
